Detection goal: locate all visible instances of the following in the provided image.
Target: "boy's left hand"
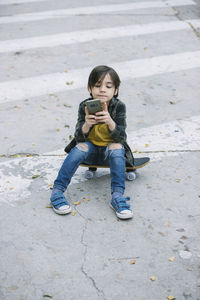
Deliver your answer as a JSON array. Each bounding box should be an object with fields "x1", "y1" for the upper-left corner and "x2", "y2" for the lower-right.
[{"x1": 95, "y1": 102, "x2": 116, "y2": 131}]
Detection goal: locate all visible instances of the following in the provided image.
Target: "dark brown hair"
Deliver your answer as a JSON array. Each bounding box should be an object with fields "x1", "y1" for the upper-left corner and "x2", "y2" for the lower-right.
[{"x1": 88, "y1": 65, "x2": 120, "y2": 97}]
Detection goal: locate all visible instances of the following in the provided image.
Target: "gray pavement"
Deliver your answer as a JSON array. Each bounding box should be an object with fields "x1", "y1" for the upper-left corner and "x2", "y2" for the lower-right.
[{"x1": 0, "y1": 0, "x2": 200, "y2": 299}]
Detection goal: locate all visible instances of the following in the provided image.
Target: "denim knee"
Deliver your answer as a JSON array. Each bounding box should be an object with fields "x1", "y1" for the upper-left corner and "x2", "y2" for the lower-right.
[
  {"x1": 108, "y1": 147, "x2": 125, "y2": 158},
  {"x1": 72, "y1": 142, "x2": 94, "y2": 161}
]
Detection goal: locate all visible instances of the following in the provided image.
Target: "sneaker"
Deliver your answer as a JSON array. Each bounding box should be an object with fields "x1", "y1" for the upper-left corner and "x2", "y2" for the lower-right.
[
  {"x1": 110, "y1": 196, "x2": 133, "y2": 219},
  {"x1": 50, "y1": 189, "x2": 71, "y2": 215}
]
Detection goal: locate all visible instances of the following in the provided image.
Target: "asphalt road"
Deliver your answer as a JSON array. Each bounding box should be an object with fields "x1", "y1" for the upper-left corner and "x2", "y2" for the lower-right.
[{"x1": 0, "y1": 0, "x2": 200, "y2": 299}]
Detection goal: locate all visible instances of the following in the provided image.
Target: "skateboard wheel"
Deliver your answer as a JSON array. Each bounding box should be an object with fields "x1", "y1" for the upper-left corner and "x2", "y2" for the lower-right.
[
  {"x1": 126, "y1": 171, "x2": 136, "y2": 181},
  {"x1": 85, "y1": 170, "x2": 95, "y2": 179}
]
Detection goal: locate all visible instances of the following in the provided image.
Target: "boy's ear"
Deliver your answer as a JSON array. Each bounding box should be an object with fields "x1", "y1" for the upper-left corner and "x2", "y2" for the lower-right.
[
  {"x1": 88, "y1": 87, "x2": 93, "y2": 97},
  {"x1": 114, "y1": 88, "x2": 119, "y2": 96},
  {"x1": 88, "y1": 87, "x2": 92, "y2": 94}
]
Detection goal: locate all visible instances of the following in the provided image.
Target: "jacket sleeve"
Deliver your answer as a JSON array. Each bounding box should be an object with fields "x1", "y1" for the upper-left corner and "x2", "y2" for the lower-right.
[
  {"x1": 109, "y1": 101, "x2": 127, "y2": 143},
  {"x1": 74, "y1": 101, "x2": 91, "y2": 142}
]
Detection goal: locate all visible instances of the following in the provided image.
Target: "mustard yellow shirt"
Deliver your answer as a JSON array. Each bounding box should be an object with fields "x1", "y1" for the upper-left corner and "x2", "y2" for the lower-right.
[{"x1": 88, "y1": 124, "x2": 114, "y2": 146}]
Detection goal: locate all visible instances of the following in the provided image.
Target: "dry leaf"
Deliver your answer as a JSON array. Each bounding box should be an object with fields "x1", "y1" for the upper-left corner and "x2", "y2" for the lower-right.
[
  {"x1": 150, "y1": 276, "x2": 156, "y2": 281},
  {"x1": 71, "y1": 211, "x2": 77, "y2": 216},
  {"x1": 145, "y1": 144, "x2": 149, "y2": 147},
  {"x1": 168, "y1": 296, "x2": 176, "y2": 300},
  {"x1": 32, "y1": 174, "x2": 40, "y2": 179},
  {"x1": 158, "y1": 231, "x2": 165, "y2": 237},
  {"x1": 8, "y1": 285, "x2": 19, "y2": 290},
  {"x1": 83, "y1": 197, "x2": 90, "y2": 202},
  {"x1": 46, "y1": 204, "x2": 52, "y2": 208},
  {"x1": 148, "y1": 225, "x2": 154, "y2": 230},
  {"x1": 170, "y1": 101, "x2": 175, "y2": 104},
  {"x1": 74, "y1": 201, "x2": 81, "y2": 206},
  {"x1": 169, "y1": 257, "x2": 175, "y2": 262},
  {"x1": 32, "y1": 143, "x2": 35, "y2": 146},
  {"x1": 64, "y1": 103, "x2": 71, "y2": 107},
  {"x1": 56, "y1": 128, "x2": 60, "y2": 132},
  {"x1": 9, "y1": 187, "x2": 14, "y2": 190},
  {"x1": 164, "y1": 222, "x2": 170, "y2": 227},
  {"x1": 130, "y1": 260, "x2": 136, "y2": 264},
  {"x1": 66, "y1": 81, "x2": 74, "y2": 85},
  {"x1": 13, "y1": 105, "x2": 20, "y2": 109}
]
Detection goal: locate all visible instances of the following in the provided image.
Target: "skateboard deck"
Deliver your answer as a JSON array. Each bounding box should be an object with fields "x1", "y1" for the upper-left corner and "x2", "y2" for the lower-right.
[{"x1": 80, "y1": 157, "x2": 150, "y2": 170}]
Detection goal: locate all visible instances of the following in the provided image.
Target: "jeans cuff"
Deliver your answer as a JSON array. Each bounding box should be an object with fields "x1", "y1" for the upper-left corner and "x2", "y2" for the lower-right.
[
  {"x1": 112, "y1": 187, "x2": 124, "y2": 194},
  {"x1": 53, "y1": 184, "x2": 66, "y2": 193}
]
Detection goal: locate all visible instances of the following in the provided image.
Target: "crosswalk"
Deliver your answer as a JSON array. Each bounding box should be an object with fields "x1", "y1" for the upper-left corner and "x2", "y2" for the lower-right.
[
  {"x1": 1, "y1": 51, "x2": 200, "y2": 103},
  {"x1": 1, "y1": 19, "x2": 200, "y2": 54},
  {"x1": 0, "y1": 0, "x2": 195, "y2": 24},
  {"x1": 0, "y1": 0, "x2": 200, "y2": 204}
]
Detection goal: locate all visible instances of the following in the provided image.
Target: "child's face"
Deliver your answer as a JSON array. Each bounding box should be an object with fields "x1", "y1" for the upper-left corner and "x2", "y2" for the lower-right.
[{"x1": 88, "y1": 73, "x2": 118, "y2": 103}]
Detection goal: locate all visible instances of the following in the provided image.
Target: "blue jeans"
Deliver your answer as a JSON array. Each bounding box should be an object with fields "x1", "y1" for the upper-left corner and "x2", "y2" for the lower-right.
[{"x1": 53, "y1": 142, "x2": 125, "y2": 195}]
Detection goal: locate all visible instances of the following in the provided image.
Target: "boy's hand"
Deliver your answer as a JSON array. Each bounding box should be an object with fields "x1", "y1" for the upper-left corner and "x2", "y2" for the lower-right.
[
  {"x1": 85, "y1": 106, "x2": 98, "y2": 126},
  {"x1": 95, "y1": 102, "x2": 116, "y2": 131},
  {"x1": 82, "y1": 106, "x2": 97, "y2": 134}
]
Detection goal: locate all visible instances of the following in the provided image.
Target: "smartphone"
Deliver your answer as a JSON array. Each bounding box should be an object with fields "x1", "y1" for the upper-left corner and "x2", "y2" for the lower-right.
[{"x1": 86, "y1": 99, "x2": 102, "y2": 115}]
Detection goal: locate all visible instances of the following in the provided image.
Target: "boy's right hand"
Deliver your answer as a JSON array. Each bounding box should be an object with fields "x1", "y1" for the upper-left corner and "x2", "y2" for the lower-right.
[
  {"x1": 82, "y1": 107, "x2": 97, "y2": 134},
  {"x1": 85, "y1": 107, "x2": 98, "y2": 127}
]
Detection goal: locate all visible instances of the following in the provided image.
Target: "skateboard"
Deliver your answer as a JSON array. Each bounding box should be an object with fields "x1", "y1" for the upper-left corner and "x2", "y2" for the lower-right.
[{"x1": 80, "y1": 157, "x2": 150, "y2": 181}]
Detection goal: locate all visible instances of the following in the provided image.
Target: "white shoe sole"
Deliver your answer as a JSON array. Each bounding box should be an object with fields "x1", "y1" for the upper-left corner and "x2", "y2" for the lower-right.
[
  {"x1": 51, "y1": 204, "x2": 72, "y2": 215},
  {"x1": 110, "y1": 204, "x2": 133, "y2": 219}
]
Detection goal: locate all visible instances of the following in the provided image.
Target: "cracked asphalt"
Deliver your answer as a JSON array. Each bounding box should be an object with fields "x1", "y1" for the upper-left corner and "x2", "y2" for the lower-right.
[{"x1": 0, "y1": 0, "x2": 200, "y2": 299}]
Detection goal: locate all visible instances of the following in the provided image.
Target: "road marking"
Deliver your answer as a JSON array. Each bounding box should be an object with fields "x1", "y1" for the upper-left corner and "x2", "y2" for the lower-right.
[
  {"x1": 0, "y1": 51, "x2": 200, "y2": 104},
  {"x1": 127, "y1": 115, "x2": 200, "y2": 152},
  {"x1": 0, "y1": 0, "x2": 49, "y2": 4},
  {"x1": 1, "y1": 19, "x2": 200, "y2": 53},
  {"x1": 0, "y1": 115, "x2": 199, "y2": 205},
  {"x1": 0, "y1": 0, "x2": 195, "y2": 24}
]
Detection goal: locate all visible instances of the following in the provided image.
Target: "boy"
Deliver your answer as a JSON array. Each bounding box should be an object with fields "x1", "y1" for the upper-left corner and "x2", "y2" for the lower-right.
[{"x1": 50, "y1": 65, "x2": 134, "y2": 219}]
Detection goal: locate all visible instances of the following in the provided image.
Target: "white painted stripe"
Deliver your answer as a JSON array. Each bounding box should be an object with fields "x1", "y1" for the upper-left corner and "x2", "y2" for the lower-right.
[
  {"x1": 1, "y1": 19, "x2": 200, "y2": 54},
  {"x1": 0, "y1": 51, "x2": 200, "y2": 104},
  {"x1": 0, "y1": 0, "x2": 195, "y2": 24},
  {"x1": 0, "y1": 0, "x2": 49, "y2": 4},
  {"x1": 0, "y1": 115, "x2": 199, "y2": 205},
  {"x1": 127, "y1": 115, "x2": 200, "y2": 152}
]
